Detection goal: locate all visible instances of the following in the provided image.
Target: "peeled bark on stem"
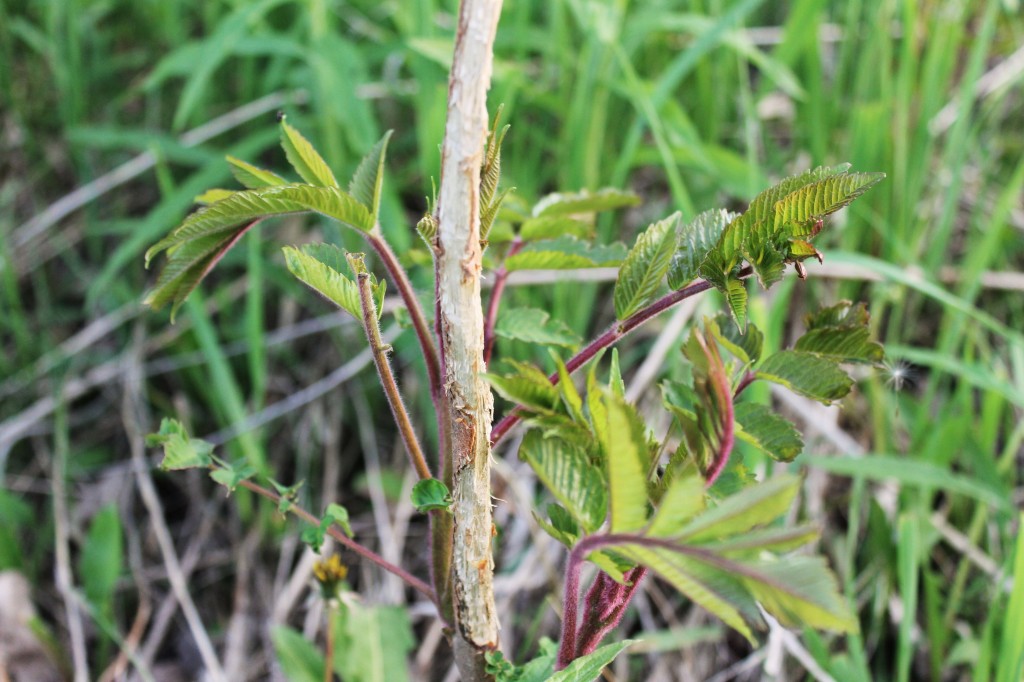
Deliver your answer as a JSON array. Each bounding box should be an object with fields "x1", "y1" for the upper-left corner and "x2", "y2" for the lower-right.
[{"x1": 435, "y1": 0, "x2": 504, "y2": 677}]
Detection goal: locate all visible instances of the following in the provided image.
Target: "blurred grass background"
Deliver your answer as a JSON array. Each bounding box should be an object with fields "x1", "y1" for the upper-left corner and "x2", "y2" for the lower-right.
[{"x1": 1, "y1": 0, "x2": 1022, "y2": 679}]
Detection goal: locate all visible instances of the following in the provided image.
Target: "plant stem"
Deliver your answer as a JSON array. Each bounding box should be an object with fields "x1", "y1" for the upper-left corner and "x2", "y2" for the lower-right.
[
  {"x1": 435, "y1": 0, "x2": 504, "y2": 678},
  {"x1": 237, "y1": 479, "x2": 435, "y2": 600},
  {"x1": 355, "y1": 271, "x2": 432, "y2": 481},
  {"x1": 368, "y1": 232, "x2": 443, "y2": 409},
  {"x1": 483, "y1": 237, "x2": 523, "y2": 363},
  {"x1": 491, "y1": 267, "x2": 753, "y2": 446}
]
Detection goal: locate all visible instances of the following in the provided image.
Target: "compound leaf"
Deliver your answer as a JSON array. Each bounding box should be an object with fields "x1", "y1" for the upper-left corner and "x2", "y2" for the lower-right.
[
  {"x1": 283, "y1": 244, "x2": 362, "y2": 319},
  {"x1": 733, "y1": 403, "x2": 803, "y2": 462},
  {"x1": 227, "y1": 155, "x2": 287, "y2": 189},
  {"x1": 495, "y1": 308, "x2": 581, "y2": 349}
]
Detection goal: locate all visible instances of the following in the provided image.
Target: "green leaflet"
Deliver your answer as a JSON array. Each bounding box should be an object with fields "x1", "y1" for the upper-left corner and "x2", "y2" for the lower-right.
[
  {"x1": 348, "y1": 130, "x2": 393, "y2": 221},
  {"x1": 519, "y1": 215, "x2": 592, "y2": 241},
  {"x1": 143, "y1": 228, "x2": 253, "y2": 319},
  {"x1": 675, "y1": 474, "x2": 801, "y2": 543},
  {"x1": 616, "y1": 543, "x2": 760, "y2": 645},
  {"x1": 145, "y1": 184, "x2": 373, "y2": 264},
  {"x1": 603, "y1": 393, "x2": 650, "y2": 533},
  {"x1": 707, "y1": 314, "x2": 763, "y2": 365},
  {"x1": 484, "y1": 361, "x2": 559, "y2": 412},
  {"x1": 532, "y1": 187, "x2": 640, "y2": 217},
  {"x1": 494, "y1": 307, "x2": 581, "y2": 349},
  {"x1": 755, "y1": 350, "x2": 854, "y2": 404},
  {"x1": 280, "y1": 117, "x2": 339, "y2": 187},
  {"x1": 547, "y1": 640, "x2": 634, "y2": 682},
  {"x1": 733, "y1": 402, "x2": 804, "y2": 462},
  {"x1": 283, "y1": 245, "x2": 362, "y2": 319},
  {"x1": 614, "y1": 213, "x2": 679, "y2": 319},
  {"x1": 227, "y1": 155, "x2": 287, "y2": 189},
  {"x1": 668, "y1": 209, "x2": 737, "y2": 290},
  {"x1": 773, "y1": 172, "x2": 886, "y2": 231},
  {"x1": 646, "y1": 473, "x2": 705, "y2": 537},
  {"x1": 505, "y1": 236, "x2": 626, "y2": 271},
  {"x1": 795, "y1": 301, "x2": 884, "y2": 364},
  {"x1": 737, "y1": 556, "x2": 859, "y2": 632},
  {"x1": 520, "y1": 431, "x2": 607, "y2": 533},
  {"x1": 195, "y1": 188, "x2": 235, "y2": 204}
]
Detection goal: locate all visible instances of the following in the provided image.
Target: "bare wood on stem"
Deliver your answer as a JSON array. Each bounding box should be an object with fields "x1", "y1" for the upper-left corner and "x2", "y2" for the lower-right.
[{"x1": 435, "y1": 0, "x2": 505, "y2": 677}]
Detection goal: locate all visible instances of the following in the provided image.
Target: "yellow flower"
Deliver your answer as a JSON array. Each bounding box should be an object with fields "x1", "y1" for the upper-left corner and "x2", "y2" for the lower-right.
[{"x1": 313, "y1": 554, "x2": 348, "y2": 592}]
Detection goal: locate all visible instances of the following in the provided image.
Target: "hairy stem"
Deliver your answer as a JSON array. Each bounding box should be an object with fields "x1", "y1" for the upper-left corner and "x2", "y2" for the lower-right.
[
  {"x1": 238, "y1": 479, "x2": 434, "y2": 600},
  {"x1": 436, "y1": 0, "x2": 504, "y2": 678},
  {"x1": 483, "y1": 237, "x2": 523, "y2": 363},
  {"x1": 368, "y1": 233, "x2": 443, "y2": 410},
  {"x1": 492, "y1": 268, "x2": 753, "y2": 446},
  {"x1": 355, "y1": 270, "x2": 432, "y2": 481}
]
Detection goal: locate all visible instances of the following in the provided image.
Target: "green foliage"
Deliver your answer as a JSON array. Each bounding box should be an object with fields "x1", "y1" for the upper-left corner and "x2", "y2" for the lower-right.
[
  {"x1": 279, "y1": 116, "x2": 339, "y2": 187},
  {"x1": 146, "y1": 418, "x2": 213, "y2": 470},
  {"x1": 614, "y1": 213, "x2": 678, "y2": 319},
  {"x1": 531, "y1": 188, "x2": 640, "y2": 217},
  {"x1": 505, "y1": 236, "x2": 626, "y2": 271},
  {"x1": 144, "y1": 118, "x2": 393, "y2": 320},
  {"x1": 486, "y1": 638, "x2": 632, "y2": 682},
  {"x1": 80, "y1": 505, "x2": 123, "y2": 612},
  {"x1": 331, "y1": 601, "x2": 415, "y2": 682},
  {"x1": 495, "y1": 307, "x2": 581, "y2": 349},
  {"x1": 283, "y1": 244, "x2": 385, "y2": 320},
  {"x1": 348, "y1": 131, "x2": 393, "y2": 221},
  {"x1": 272, "y1": 625, "x2": 325, "y2": 682},
  {"x1": 755, "y1": 351, "x2": 854, "y2": 405},
  {"x1": 667, "y1": 209, "x2": 737, "y2": 290},
  {"x1": 520, "y1": 431, "x2": 606, "y2": 534},
  {"x1": 410, "y1": 479, "x2": 452, "y2": 513}
]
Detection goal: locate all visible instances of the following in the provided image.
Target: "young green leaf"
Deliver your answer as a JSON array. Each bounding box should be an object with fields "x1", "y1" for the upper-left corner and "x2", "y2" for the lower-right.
[
  {"x1": 603, "y1": 393, "x2": 650, "y2": 533},
  {"x1": 271, "y1": 479, "x2": 305, "y2": 515},
  {"x1": 485, "y1": 361, "x2": 560, "y2": 412},
  {"x1": 283, "y1": 244, "x2": 362, "y2": 319},
  {"x1": 733, "y1": 403, "x2": 804, "y2": 462},
  {"x1": 348, "y1": 130, "x2": 393, "y2": 220},
  {"x1": 324, "y1": 503, "x2": 354, "y2": 538},
  {"x1": 146, "y1": 418, "x2": 213, "y2": 470},
  {"x1": 279, "y1": 117, "x2": 338, "y2": 187},
  {"x1": 532, "y1": 188, "x2": 640, "y2": 217},
  {"x1": 411, "y1": 479, "x2": 453, "y2": 513},
  {"x1": 755, "y1": 351, "x2": 854, "y2": 404},
  {"x1": 547, "y1": 640, "x2": 634, "y2": 682},
  {"x1": 494, "y1": 307, "x2": 582, "y2": 349},
  {"x1": 227, "y1": 155, "x2": 287, "y2": 189},
  {"x1": 614, "y1": 213, "x2": 679, "y2": 319},
  {"x1": 505, "y1": 236, "x2": 626, "y2": 271},
  {"x1": 209, "y1": 457, "x2": 257, "y2": 492},
  {"x1": 520, "y1": 431, "x2": 606, "y2": 533},
  {"x1": 668, "y1": 209, "x2": 737, "y2": 290}
]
